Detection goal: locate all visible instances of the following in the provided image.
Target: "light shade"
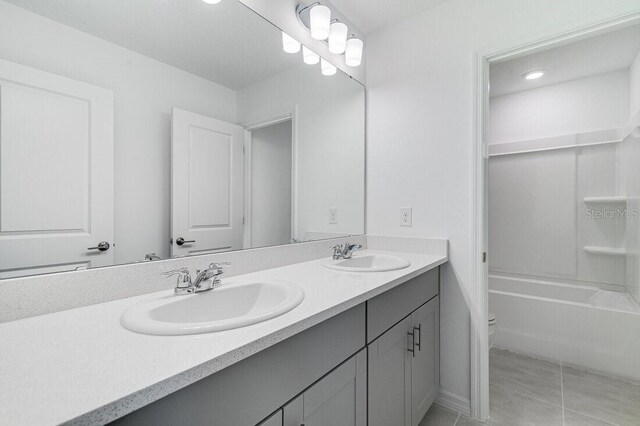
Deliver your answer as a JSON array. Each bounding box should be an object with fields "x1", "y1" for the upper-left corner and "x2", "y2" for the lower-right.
[
  {"x1": 310, "y1": 5, "x2": 331, "y2": 40},
  {"x1": 321, "y1": 58, "x2": 337, "y2": 76},
  {"x1": 303, "y1": 46, "x2": 320, "y2": 65},
  {"x1": 202, "y1": 0, "x2": 222, "y2": 3},
  {"x1": 523, "y1": 70, "x2": 545, "y2": 80},
  {"x1": 328, "y1": 22, "x2": 348, "y2": 54},
  {"x1": 345, "y1": 37, "x2": 363, "y2": 67},
  {"x1": 282, "y1": 32, "x2": 301, "y2": 54}
]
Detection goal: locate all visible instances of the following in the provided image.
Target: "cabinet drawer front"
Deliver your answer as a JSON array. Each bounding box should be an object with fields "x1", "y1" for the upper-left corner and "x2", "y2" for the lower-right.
[{"x1": 367, "y1": 267, "x2": 439, "y2": 343}]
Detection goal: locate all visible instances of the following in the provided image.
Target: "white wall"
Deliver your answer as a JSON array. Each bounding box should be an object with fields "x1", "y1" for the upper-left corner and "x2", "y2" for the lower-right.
[
  {"x1": 621, "y1": 129, "x2": 640, "y2": 303},
  {"x1": 365, "y1": 0, "x2": 640, "y2": 406},
  {"x1": 250, "y1": 121, "x2": 293, "y2": 248},
  {"x1": 623, "y1": 48, "x2": 640, "y2": 302},
  {"x1": 489, "y1": 143, "x2": 627, "y2": 288},
  {"x1": 631, "y1": 49, "x2": 640, "y2": 118},
  {"x1": 238, "y1": 64, "x2": 365, "y2": 241},
  {"x1": 490, "y1": 70, "x2": 630, "y2": 144},
  {"x1": 489, "y1": 70, "x2": 630, "y2": 288},
  {"x1": 0, "y1": 1, "x2": 237, "y2": 264},
  {"x1": 237, "y1": 0, "x2": 366, "y2": 84}
]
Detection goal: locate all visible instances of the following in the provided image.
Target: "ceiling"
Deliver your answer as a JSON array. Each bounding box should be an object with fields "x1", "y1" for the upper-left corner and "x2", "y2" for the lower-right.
[
  {"x1": 490, "y1": 24, "x2": 640, "y2": 97},
  {"x1": 4, "y1": 0, "x2": 300, "y2": 90},
  {"x1": 328, "y1": 0, "x2": 448, "y2": 35}
]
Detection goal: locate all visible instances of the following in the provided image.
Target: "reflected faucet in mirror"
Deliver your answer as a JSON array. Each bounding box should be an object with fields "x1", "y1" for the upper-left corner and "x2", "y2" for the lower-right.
[
  {"x1": 162, "y1": 262, "x2": 229, "y2": 295},
  {"x1": 332, "y1": 243, "x2": 362, "y2": 260}
]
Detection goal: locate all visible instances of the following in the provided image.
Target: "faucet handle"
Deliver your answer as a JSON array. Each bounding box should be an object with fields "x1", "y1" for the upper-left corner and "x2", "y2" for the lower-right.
[
  {"x1": 208, "y1": 262, "x2": 229, "y2": 272},
  {"x1": 331, "y1": 244, "x2": 344, "y2": 259},
  {"x1": 162, "y1": 268, "x2": 191, "y2": 286}
]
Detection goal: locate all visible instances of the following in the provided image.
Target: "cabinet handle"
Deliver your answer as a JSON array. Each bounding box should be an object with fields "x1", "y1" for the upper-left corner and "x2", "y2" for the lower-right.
[
  {"x1": 407, "y1": 331, "x2": 416, "y2": 357},
  {"x1": 414, "y1": 324, "x2": 422, "y2": 351}
]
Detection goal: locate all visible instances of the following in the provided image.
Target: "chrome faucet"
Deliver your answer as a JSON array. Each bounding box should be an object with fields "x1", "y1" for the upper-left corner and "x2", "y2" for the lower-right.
[
  {"x1": 162, "y1": 262, "x2": 229, "y2": 295},
  {"x1": 331, "y1": 242, "x2": 363, "y2": 260}
]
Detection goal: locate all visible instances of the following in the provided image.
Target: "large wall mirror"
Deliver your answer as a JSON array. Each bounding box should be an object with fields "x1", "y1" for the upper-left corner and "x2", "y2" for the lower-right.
[{"x1": 0, "y1": 0, "x2": 365, "y2": 279}]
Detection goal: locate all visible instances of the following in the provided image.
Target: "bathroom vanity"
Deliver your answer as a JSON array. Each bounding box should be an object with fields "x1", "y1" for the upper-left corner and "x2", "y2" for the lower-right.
[
  {"x1": 114, "y1": 267, "x2": 440, "y2": 426},
  {"x1": 0, "y1": 243, "x2": 446, "y2": 425}
]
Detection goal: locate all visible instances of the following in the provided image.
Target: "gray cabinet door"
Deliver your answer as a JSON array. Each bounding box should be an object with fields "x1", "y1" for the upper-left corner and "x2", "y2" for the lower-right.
[
  {"x1": 283, "y1": 349, "x2": 367, "y2": 426},
  {"x1": 411, "y1": 296, "x2": 440, "y2": 426},
  {"x1": 258, "y1": 409, "x2": 283, "y2": 426},
  {"x1": 368, "y1": 316, "x2": 412, "y2": 426}
]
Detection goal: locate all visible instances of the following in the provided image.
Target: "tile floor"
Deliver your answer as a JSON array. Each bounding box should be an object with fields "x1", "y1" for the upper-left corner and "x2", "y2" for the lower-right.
[{"x1": 419, "y1": 347, "x2": 640, "y2": 426}]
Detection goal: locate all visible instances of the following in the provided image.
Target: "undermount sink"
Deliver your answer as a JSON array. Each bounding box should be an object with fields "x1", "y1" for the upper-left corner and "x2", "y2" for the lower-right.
[
  {"x1": 322, "y1": 254, "x2": 411, "y2": 272},
  {"x1": 121, "y1": 280, "x2": 304, "y2": 336}
]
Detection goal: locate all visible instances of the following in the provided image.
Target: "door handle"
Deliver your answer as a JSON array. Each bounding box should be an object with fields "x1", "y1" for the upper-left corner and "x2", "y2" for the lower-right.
[
  {"x1": 88, "y1": 241, "x2": 110, "y2": 252},
  {"x1": 414, "y1": 324, "x2": 422, "y2": 351},
  {"x1": 176, "y1": 237, "x2": 196, "y2": 246},
  {"x1": 407, "y1": 330, "x2": 416, "y2": 357}
]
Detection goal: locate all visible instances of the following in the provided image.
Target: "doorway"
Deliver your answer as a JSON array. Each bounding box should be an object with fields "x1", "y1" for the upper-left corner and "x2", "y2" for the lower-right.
[
  {"x1": 243, "y1": 112, "x2": 297, "y2": 249},
  {"x1": 246, "y1": 120, "x2": 294, "y2": 248},
  {"x1": 475, "y1": 17, "x2": 640, "y2": 424}
]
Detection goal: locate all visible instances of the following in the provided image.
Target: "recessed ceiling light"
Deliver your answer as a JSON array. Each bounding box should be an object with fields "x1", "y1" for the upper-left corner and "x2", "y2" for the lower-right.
[
  {"x1": 523, "y1": 70, "x2": 545, "y2": 80},
  {"x1": 202, "y1": 0, "x2": 221, "y2": 4}
]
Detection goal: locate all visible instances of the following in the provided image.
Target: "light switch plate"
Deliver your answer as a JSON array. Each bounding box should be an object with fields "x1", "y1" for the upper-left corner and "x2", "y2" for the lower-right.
[
  {"x1": 329, "y1": 208, "x2": 338, "y2": 224},
  {"x1": 400, "y1": 207, "x2": 412, "y2": 227}
]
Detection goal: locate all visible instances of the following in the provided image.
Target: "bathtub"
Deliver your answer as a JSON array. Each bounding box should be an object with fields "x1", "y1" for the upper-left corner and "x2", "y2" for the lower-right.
[{"x1": 489, "y1": 274, "x2": 640, "y2": 380}]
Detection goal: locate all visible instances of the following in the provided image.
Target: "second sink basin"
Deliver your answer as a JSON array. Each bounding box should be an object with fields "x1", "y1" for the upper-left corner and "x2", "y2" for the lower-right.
[
  {"x1": 322, "y1": 254, "x2": 411, "y2": 272},
  {"x1": 121, "y1": 280, "x2": 304, "y2": 336}
]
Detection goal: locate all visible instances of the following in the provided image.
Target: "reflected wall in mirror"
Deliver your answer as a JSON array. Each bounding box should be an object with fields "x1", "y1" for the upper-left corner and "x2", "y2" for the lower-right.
[{"x1": 0, "y1": 0, "x2": 365, "y2": 278}]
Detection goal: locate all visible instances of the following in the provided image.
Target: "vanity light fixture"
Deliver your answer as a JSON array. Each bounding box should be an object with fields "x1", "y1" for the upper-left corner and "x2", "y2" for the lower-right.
[
  {"x1": 282, "y1": 31, "x2": 301, "y2": 53},
  {"x1": 321, "y1": 58, "x2": 337, "y2": 76},
  {"x1": 202, "y1": 0, "x2": 222, "y2": 4},
  {"x1": 310, "y1": 4, "x2": 331, "y2": 40},
  {"x1": 294, "y1": 2, "x2": 365, "y2": 74},
  {"x1": 345, "y1": 36, "x2": 363, "y2": 67},
  {"x1": 328, "y1": 21, "x2": 348, "y2": 54},
  {"x1": 523, "y1": 70, "x2": 545, "y2": 80},
  {"x1": 303, "y1": 46, "x2": 320, "y2": 65}
]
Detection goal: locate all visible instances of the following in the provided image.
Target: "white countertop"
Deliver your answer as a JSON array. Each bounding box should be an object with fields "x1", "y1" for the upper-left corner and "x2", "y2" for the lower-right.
[{"x1": 0, "y1": 249, "x2": 447, "y2": 425}]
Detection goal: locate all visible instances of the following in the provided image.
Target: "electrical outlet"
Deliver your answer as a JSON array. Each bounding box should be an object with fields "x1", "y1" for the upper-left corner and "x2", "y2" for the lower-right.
[
  {"x1": 329, "y1": 208, "x2": 338, "y2": 224},
  {"x1": 400, "y1": 207, "x2": 412, "y2": 227}
]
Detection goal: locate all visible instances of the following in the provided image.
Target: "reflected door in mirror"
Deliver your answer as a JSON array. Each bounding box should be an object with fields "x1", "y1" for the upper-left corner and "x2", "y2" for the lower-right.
[
  {"x1": 171, "y1": 108, "x2": 244, "y2": 257},
  {"x1": 0, "y1": 59, "x2": 114, "y2": 278}
]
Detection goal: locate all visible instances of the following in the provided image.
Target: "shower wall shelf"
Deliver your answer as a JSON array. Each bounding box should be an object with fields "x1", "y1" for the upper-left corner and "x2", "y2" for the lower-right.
[
  {"x1": 583, "y1": 246, "x2": 627, "y2": 256},
  {"x1": 488, "y1": 127, "x2": 626, "y2": 157},
  {"x1": 583, "y1": 196, "x2": 628, "y2": 204}
]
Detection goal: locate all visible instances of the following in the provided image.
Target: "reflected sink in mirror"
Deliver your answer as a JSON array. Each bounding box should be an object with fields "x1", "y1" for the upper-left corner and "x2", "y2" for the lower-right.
[
  {"x1": 121, "y1": 281, "x2": 304, "y2": 336},
  {"x1": 322, "y1": 254, "x2": 411, "y2": 272}
]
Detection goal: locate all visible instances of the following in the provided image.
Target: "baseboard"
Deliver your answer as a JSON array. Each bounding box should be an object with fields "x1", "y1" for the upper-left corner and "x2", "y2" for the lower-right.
[{"x1": 435, "y1": 389, "x2": 471, "y2": 418}]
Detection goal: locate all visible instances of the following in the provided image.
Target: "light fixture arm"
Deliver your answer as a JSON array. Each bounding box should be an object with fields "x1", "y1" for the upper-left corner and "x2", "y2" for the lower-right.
[{"x1": 297, "y1": 1, "x2": 320, "y2": 15}]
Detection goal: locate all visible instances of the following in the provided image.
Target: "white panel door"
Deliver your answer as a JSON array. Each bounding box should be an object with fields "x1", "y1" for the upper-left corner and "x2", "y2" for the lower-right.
[
  {"x1": 0, "y1": 59, "x2": 114, "y2": 278},
  {"x1": 171, "y1": 108, "x2": 243, "y2": 257}
]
